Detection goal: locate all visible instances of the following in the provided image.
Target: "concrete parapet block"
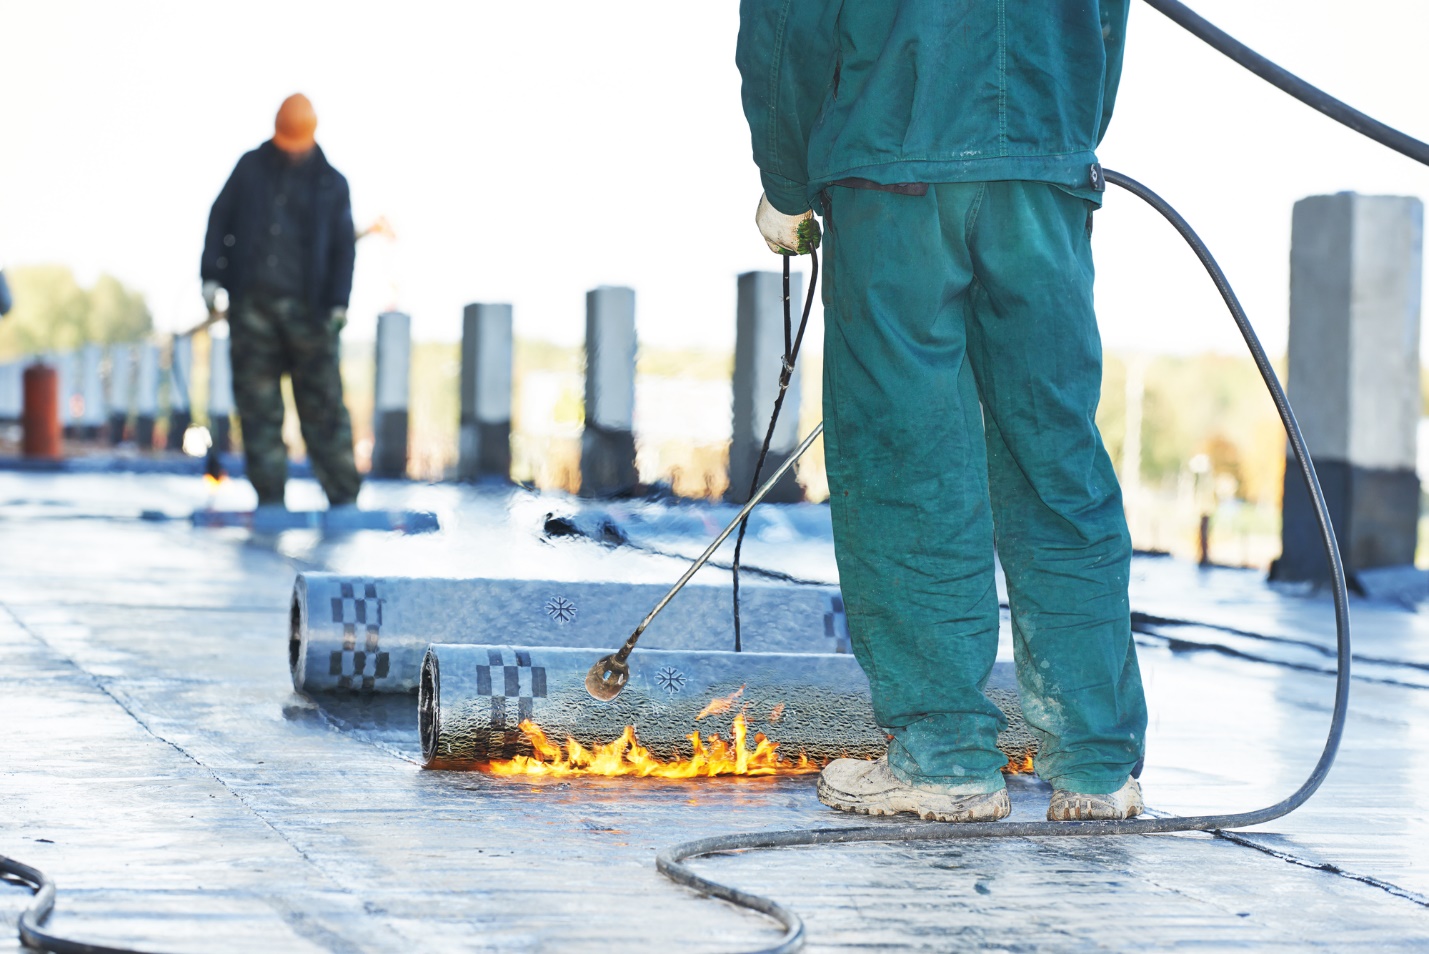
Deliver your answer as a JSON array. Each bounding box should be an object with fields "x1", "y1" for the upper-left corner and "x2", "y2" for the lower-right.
[
  {"x1": 208, "y1": 331, "x2": 235, "y2": 452},
  {"x1": 459, "y1": 303, "x2": 513, "y2": 481},
  {"x1": 51, "y1": 352, "x2": 78, "y2": 435},
  {"x1": 106, "y1": 343, "x2": 135, "y2": 444},
  {"x1": 78, "y1": 343, "x2": 107, "y2": 440},
  {"x1": 729, "y1": 271, "x2": 805, "y2": 503},
  {"x1": 0, "y1": 363, "x2": 21, "y2": 423},
  {"x1": 1277, "y1": 193, "x2": 1424, "y2": 581},
  {"x1": 581, "y1": 426, "x2": 638, "y2": 498},
  {"x1": 371, "y1": 311, "x2": 411, "y2": 479},
  {"x1": 580, "y1": 286, "x2": 638, "y2": 497},
  {"x1": 134, "y1": 344, "x2": 160, "y2": 448},
  {"x1": 167, "y1": 336, "x2": 193, "y2": 451}
]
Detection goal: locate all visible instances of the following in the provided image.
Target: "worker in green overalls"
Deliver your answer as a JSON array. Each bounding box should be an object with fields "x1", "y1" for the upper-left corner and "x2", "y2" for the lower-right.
[{"x1": 737, "y1": 0, "x2": 1147, "y2": 822}]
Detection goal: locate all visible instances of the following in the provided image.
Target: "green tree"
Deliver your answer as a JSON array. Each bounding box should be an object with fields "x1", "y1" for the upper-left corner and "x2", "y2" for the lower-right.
[
  {"x1": 1098, "y1": 351, "x2": 1287, "y2": 506},
  {"x1": 85, "y1": 274, "x2": 152, "y2": 346},
  {"x1": 0, "y1": 266, "x2": 152, "y2": 360}
]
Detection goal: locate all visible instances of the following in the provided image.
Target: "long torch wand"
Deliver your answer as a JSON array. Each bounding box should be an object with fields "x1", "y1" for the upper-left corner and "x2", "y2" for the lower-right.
[{"x1": 584, "y1": 423, "x2": 824, "y2": 701}]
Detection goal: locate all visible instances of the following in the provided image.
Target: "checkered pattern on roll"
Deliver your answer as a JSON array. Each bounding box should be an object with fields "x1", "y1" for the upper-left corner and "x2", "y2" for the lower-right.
[
  {"x1": 473, "y1": 649, "x2": 548, "y2": 757},
  {"x1": 328, "y1": 579, "x2": 390, "y2": 691}
]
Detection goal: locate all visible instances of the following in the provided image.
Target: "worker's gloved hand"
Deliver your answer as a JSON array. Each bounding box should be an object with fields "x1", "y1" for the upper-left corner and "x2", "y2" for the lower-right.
[
  {"x1": 201, "y1": 280, "x2": 222, "y2": 313},
  {"x1": 756, "y1": 193, "x2": 821, "y2": 255},
  {"x1": 329, "y1": 307, "x2": 347, "y2": 334}
]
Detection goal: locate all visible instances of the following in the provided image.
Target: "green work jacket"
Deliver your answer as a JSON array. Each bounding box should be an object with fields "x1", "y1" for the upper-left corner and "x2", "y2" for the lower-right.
[{"x1": 737, "y1": 0, "x2": 1131, "y2": 214}]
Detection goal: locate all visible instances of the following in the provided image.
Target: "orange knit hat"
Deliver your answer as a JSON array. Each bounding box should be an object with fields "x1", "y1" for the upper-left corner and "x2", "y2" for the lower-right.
[{"x1": 273, "y1": 94, "x2": 317, "y2": 153}]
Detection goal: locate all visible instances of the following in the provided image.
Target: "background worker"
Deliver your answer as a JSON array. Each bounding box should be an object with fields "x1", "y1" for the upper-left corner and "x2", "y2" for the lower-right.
[
  {"x1": 200, "y1": 93, "x2": 361, "y2": 511},
  {"x1": 737, "y1": 1, "x2": 1147, "y2": 822}
]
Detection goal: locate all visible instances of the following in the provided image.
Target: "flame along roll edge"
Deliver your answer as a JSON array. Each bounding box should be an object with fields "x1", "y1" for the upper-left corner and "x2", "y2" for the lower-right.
[
  {"x1": 290, "y1": 573, "x2": 850, "y2": 694},
  {"x1": 419, "y1": 644, "x2": 1037, "y2": 769}
]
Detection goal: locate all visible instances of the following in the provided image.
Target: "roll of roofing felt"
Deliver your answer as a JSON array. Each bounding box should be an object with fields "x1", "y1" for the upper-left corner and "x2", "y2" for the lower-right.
[
  {"x1": 418, "y1": 644, "x2": 1037, "y2": 771},
  {"x1": 289, "y1": 574, "x2": 849, "y2": 694}
]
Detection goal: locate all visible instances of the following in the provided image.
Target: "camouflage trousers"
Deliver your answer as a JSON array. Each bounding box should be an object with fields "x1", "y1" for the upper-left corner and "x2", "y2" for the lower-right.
[{"x1": 229, "y1": 294, "x2": 361, "y2": 506}]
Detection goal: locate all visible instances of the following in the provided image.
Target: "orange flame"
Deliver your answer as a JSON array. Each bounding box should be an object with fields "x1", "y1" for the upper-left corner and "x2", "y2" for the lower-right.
[
  {"x1": 1003, "y1": 752, "x2": 1035, "y2": 775},
  {"x1": 695, "y1": 685, "x2": 745, "y2": 721},
  {"x1": 480, "y1": 714, "x2": 818, "y2": 778}
]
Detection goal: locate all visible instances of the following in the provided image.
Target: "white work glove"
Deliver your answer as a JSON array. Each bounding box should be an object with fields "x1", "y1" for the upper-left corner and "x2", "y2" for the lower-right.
[
  {"x1": 202, "y1": 280, "x2": 222, "y2": 313},
  {"x1": 756, "y1": 193, "x2": 821, "y2": 255}
]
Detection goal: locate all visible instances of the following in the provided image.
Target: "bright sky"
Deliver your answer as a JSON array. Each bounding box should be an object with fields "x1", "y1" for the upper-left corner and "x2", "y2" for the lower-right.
[{"x1": 4, "y1": 1, "x2": 1429, "y2": 357}]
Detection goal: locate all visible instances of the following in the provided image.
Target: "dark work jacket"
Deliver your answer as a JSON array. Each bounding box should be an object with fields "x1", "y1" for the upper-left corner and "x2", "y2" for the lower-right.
[
  {"x1": 201, "y1": 141, "x2": 356, "y2": 313},
  {"x1": 737, "y1": 0, "x2": 1130, "y2": 213}
]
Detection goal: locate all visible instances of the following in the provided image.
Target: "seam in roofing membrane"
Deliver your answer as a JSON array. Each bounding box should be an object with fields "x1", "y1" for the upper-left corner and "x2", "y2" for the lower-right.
[
  {"x1": 0, "y1": 603, "x2": 348, "y2": 893},
  {"x1": 1212, "y1": 830, "x2": 1429, "y2": 909}
]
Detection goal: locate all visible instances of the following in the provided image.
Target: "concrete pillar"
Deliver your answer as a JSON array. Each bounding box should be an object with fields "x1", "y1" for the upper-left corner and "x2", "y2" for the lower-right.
[
  {"x1": 135, "y1": 343, "x2": 160, "y2": 448},
  {"x1": 580, "y1": 286, "x2": 638, "y2": 497},
  {"x1": 0, "y1": 363, "x2": 21, "y2": 423},
  {"x1": 167, "y1": 336, "x2": 193, "y2": 451},
  {"x1": 1276, "y1": 193, "x2": 1425, "y2": 582},
  {"x1": 51, "y1": 352, "x2": 77, "y2": 435},
  {"x1": 729, "y1": 271, "x2": 805, "y2": 503},
  {"x1": 372, "y1": 311, "x2": 411, "y2": 478},
  {"x1": 106, "y1": 343, "x2": 135, "y2": 444},
  {"x1": 459, "y1": 303, "x2": 513, "y2": 481},
  {"x1": 208, "y1": 331, "x2": 234, "y2": 453},
  {"x1": 78, "y1": 343, "x2": 107, "y2": 440}
]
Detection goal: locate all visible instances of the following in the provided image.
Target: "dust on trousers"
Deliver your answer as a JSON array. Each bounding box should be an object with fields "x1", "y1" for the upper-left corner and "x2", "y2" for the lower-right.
[
  {"x1": 820, "y1": 181, "x2": 1147, "y2": 797},
  {"x1": 229, "y1": 293, "x2": 361, "y2": 506}
]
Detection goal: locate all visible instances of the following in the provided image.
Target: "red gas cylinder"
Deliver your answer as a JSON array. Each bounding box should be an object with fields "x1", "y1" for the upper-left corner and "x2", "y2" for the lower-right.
[{"x1": 22, "y1": 363, "x2": 62, "y2": 459}]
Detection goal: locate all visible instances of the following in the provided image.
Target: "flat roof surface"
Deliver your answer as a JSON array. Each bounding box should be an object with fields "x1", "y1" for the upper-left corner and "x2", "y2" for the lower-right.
[{"x1": 2, "y1": 472, "x2": 1427, "y2": 952}]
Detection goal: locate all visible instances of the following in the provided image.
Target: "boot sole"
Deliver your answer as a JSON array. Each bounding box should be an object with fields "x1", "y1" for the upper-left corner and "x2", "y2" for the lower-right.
[
  {"x1": 816, "y1": 778, "x2": 1011, "y2": 823},
  {"x1": 1047, "y1": 804, "x2": 1144, "y2": 821}
]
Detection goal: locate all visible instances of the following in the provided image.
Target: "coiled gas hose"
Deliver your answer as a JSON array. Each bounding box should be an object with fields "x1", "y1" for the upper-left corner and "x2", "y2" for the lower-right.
[
  {"x1": 0, "y1": 854, "x2": 144, "y2": 954},
  {"x1": 654, "y1": 167, "x2": 1354, "y2": 954}
]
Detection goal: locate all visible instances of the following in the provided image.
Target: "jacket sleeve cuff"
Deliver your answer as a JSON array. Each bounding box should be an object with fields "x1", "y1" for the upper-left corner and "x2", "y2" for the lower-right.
[{"x1": 762, "y1": 173, "x2": 812, "y2": 216}]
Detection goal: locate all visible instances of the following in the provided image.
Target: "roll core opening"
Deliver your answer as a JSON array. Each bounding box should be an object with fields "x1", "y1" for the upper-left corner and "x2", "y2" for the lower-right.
[{"x1": 419, "y1": 651, "x2": 440, "y2": 763}]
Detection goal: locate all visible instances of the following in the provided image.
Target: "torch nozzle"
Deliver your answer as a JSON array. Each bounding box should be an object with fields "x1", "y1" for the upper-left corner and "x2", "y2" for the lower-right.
[{"x1": 584, "y1": 653, "x2": 630, "y2": 701}]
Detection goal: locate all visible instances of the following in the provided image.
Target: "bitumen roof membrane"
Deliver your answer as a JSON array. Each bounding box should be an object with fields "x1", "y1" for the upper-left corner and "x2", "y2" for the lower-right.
[{"x1": 2, "y1": 472, "x2": 1427, "y2": 952}]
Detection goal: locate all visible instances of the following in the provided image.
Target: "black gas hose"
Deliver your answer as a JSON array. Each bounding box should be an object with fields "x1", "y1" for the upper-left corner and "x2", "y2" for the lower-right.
[
  {"x1": 1142, "y1": 0, "x2": 1429, "y2": 167},
  {"x1": 0, "y1": 854, "x2": 156, "y2": 954},
  {"x1": 731, "y1": 251, "x2": 818, "y2": 653}
]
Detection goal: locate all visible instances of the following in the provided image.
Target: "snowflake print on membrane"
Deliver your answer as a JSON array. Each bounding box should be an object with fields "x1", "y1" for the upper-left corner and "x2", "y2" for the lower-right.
[
  {"x1": 655, "y1": 667, "x2": 687, "y2": 694},
  {"x1": 544, "y1": 597, "x2": 577, "y2": 624}
]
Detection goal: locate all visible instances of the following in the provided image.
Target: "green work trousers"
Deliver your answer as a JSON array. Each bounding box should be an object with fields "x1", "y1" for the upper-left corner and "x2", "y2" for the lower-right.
[
  {"x1": 820, "y1": 181, "x2": 1146, "y2": 795},
  {"x1": 229, "y1": 293, "x2": 361, "y2": 507}
]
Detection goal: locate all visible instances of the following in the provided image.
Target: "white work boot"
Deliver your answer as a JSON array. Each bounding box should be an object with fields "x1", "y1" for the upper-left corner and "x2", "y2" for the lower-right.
[
  {"x1": 816, "y1": 757, "x2": 1011, "y2": 823},
  {"x1": 1047, "y1": 776, "x2": 1143, "y2": 821}
]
